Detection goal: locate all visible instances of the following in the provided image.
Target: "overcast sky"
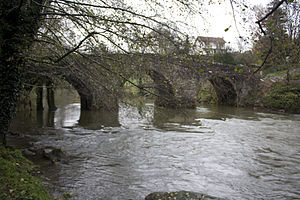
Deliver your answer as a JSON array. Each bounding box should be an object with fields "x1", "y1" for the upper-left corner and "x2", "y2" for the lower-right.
[
  {"x1": 194, "y1": 0, "x2": 272, "y2": 50},
  {"x1": 136, "y1": 0, "x2": 273, "y2": 51},
  {"x1": 125, "y1": 0, "x2": 273, "y2": 51}
]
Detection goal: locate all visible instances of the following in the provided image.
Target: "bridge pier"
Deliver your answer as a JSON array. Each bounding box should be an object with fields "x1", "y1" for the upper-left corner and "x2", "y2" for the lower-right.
[
  {"x1": 148, "y1": 68, "x2": 198, "y2": 109},
  {"x1": 76, "y1": 88, "x2": 118, "y2": 111},
  {"x1": 35, "y1": 80, "x2": 57, "y2": 111},
  {"x1": 234, "y1": 76, "x2": 259, "y2": 107},
  {"x1": 79, "y1": 93, "x2": 93, "y2": 110},
  {"x1": 173, "y1": 78, "x2": 198, "y2": 109},
  {"x1": 149, "y1": 70, "x2": 177, "y2": 108},
  {"x1": 65, "y1": 75, "x2": 118, "y2": 111}
]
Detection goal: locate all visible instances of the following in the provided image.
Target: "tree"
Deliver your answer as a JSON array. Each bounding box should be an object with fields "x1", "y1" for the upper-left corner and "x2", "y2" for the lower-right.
[
  {"x1": 127, "y1": 25, "x2": 192, "y2": 56},
  {"x1": 0, "y1": 0, "x2": 44, "y2": 145},
  {"x1": 253, "y1": 1, "x2": 289, "y2": 70},
  {"x1": 213, "y1": 49, "x2": 237, "y2": 65},
  {"x1": 282, "y1": 0, "x2": 300, "y2": 64},
  {"x1": 233, "y1": 50, "x2": 258, "y2": 66},
  {"x1": 253, "y1": 0, "x2": 300, "y2": 73}
]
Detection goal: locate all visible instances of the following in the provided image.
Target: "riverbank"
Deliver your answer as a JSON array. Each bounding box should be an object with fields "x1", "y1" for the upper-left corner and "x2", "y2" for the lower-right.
[
  {"x1": 259, "y1": 81, "x2": 300, "y2": 113},
  {"x1": 196, "y1": 69, "x2": 300, "y2": 114},
  {"x1": 0, "y1": 146, "x2": 53, "y2": 200},
  {"x1": 256, "y1": 69, "x2": 300, "y2": 113}
]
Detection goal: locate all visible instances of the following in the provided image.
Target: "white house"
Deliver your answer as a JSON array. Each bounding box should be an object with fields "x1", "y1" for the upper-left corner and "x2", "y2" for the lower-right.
[{"x1": 192, "y1": 36, "x2": 226, "y2": 55}]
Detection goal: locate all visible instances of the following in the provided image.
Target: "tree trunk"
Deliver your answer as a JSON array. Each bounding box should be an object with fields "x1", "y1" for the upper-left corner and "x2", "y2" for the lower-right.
[
  {"x1": 0, "y1": 0, "x2": 44, "y2": 145},
  {"x1": 36, "y1": 86, "x2": 44, "y2": 111},
  {"x1": 46, "y1": 81, "x2": 57, "y2": 111},
  {"x1": 0, "y1": 58, "x2": 22, "y2": 146}
]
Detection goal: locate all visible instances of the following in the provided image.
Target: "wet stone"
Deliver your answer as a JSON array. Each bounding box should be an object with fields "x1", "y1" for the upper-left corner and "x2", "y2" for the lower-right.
[
  {"x1": 43, "y1": 147, "x2": 69, "y2": 163},
  {"x1": 145, "y1": 191, "x2": 221, "y2": 200},
  {"x1": 22, "y1": 149, "x2": 36, "y2": 156}
]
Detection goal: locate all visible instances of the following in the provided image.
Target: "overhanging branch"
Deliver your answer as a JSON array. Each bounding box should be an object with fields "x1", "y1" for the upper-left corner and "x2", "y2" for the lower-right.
[
  {"x1": 55, "y1": 31, "x2": 98, "y2": 63},
  {"x1": 251, "y1": 0, "x2": 288, "y2": 76}
]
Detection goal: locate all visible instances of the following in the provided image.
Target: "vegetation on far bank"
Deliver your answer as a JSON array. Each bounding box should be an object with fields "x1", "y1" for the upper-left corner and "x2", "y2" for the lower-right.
[
  {"x1": 262, "y1": 82, "x2": 300, "y2": 113},
  {"x1": 0, "y1": 147, "x2": 52, "y2": 200}
]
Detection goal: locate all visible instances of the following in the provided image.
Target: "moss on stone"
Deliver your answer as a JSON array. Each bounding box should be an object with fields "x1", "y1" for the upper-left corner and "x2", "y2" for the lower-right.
[
  {"x1": 262, "y1": 82, "x2": 300, "y2": 113},
  {"x1": 197, "y1": 82, "x2": 218, "y2": 104},
  {"x1": 0, "y1": 146, "x2": 52, "y2": 200}
]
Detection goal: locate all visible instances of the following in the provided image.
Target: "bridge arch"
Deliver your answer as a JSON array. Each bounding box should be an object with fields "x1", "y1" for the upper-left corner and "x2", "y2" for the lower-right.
[
  {"x1": 64, "y1": 75, "x2": 93, "y2": 110},
  {"x1": 18, "y1": 74, "x2": 118, "y2": 112},
  {"x1": 64, "y1": 74, "x2": 118, "y2": 111},
  {"x1": 16, "y1": 77, "x2": 79, "y2": 112},
  {"x1": 208, "y1": 77, "x2": 237, "y2": 106}
]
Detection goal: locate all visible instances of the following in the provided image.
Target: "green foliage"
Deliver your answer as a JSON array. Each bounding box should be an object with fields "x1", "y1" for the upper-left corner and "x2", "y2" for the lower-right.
[
  {"x1": 262, "y1": 82, "x2": 300, "y2": 112},
  {"x1": 197, "y1": 81, "x2": 218, "y2": 104},
  {"x1": 213, "y1": 52, "x2": 236, "y2": 65},
  {"x1": 224, "y1": 26, "x2": 231, "y2": 32},
  {"x1": 290, "y1": 71, "x2": 300, "y2": 80},
  {"x1": 232, "y1": 51, "x2": 258, "y2": 66},
  {"x1": 123, "y1": 79, "x2": 141, "y2": 95},
  {"x1": 253, "y1": 1, "x2": 300, "y2": 72},
  {"x1": 139, "y1": 27, "x2": 192, "y2": 56},
  {"x1": 0, "y1": 147, "x2": 52, "y2": 200},
  {"x1": 265, "y1": 69, "x2": 288, "y2": 77}
]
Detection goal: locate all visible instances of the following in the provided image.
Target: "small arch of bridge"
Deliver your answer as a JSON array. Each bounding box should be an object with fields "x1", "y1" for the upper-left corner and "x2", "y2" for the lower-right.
[
  {"x1": 142, "y1": 64, "x2": 243, "y2": 108},
  {"x1": 207, "y1": 76, "x2": 238, "y2": 106},
  {"x1": 125, "y1": 61, "x2": 244, "y2": 108},
  {"x1": 22, "y1": 74, "x2": 119, "y2": 112}
]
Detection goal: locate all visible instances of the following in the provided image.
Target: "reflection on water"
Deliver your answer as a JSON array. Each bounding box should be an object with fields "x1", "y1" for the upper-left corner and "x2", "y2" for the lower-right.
[
  {"x1": 54, "y1": 104, "x2": 80, "y2": 128},
  {"x1": 8, "y1": 101, "x2": 300, "y2": 200},
  {"x1": 79, "y1": 109, "x2": 120, "y2": 129},
  {"x1": 10, "y1": 103, "x2": 120, "y2": 132}
]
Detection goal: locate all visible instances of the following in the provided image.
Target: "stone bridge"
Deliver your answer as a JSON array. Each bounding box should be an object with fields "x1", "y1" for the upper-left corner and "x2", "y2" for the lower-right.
[
  {"x1": 27, "y1": 53, "x2": 258, "y2": 111},
  {"x1": 122, "y1": 54, "x2": 257, "y2": 109}
]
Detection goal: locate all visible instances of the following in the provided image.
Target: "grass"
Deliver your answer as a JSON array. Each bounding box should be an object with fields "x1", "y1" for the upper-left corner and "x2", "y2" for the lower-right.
[
  {"x1": 0, "y1": 146, "x2": 53, "y2": 200},
  {"x1": 262, "y1": 82, "x2": 300, "y2": 113},
  {"x1": 265, "y1": 70, "x2": 288, "y2": 77}
]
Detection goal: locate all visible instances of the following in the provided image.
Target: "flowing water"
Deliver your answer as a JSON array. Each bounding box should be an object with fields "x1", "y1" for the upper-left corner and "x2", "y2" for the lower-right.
[{"x1": 8, "y1": 99, "x2": 300, "y2": 200}]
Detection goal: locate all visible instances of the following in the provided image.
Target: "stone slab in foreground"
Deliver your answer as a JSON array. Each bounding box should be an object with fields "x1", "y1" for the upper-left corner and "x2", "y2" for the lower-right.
[{"x1": 145, "y1": 191, "x2": 221, "y2": 200}]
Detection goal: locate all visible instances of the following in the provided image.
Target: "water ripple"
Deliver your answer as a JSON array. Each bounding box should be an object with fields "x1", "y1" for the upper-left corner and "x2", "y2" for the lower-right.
[{"x1": 9, "y1": 104, "x2": 300, "y2": 200}]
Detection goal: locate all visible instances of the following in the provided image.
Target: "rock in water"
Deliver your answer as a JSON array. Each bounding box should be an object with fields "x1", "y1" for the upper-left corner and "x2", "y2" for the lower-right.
[
  {"x1": 145, "y1": 191, "x2": 220, "y2": 200},
  {"x1": 22, "y1": 149, "x2": 36, "y2": 156},
  {"x1": 43, "y1": 147, "x2": 68, "y2": 163}
]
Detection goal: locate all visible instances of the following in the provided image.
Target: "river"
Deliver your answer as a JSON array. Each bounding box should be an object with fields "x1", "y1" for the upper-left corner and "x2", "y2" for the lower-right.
[{"x1": 8, "y1": 99, "x2": 300, "y2": 200}]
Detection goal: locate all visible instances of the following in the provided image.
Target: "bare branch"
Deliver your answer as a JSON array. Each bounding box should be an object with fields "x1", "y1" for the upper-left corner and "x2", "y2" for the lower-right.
[
  {"x1": 55, "y1": 32, "x2": 98, "y2": 63},
  {"x1": 252, "y1": 0, "x2": 288, "y2": 76},
  {"x1": 229, "y1": 0, "x2": 241, "y2": 36},
  {"x1": 255, "y1": 0, "x2": 287, "y2": 35},
  {"x1": 56, "y1": 0, "x2": 174, "y2": 30},
  {"x1": 77, "y1": 52, "x2": 160, "y2": 98},
  {"x1": 251, "y1": 39, "x2": 273, "y2": 75}
]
